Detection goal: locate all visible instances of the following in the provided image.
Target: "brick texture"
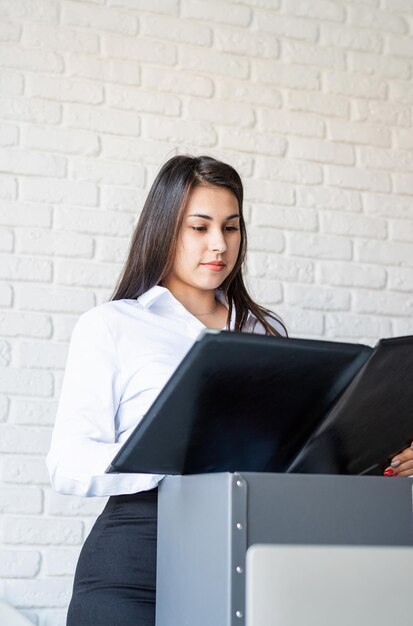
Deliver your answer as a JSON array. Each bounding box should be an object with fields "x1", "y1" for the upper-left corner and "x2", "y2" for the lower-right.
[{"x1": 1, "y1": 0, "x2": 413, "y2": 622}]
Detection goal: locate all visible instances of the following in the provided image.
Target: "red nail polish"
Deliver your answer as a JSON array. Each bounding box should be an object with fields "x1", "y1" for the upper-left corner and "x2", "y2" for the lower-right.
[{"x1": 384, "y1": 469, "x2": 395, "y2": 476}]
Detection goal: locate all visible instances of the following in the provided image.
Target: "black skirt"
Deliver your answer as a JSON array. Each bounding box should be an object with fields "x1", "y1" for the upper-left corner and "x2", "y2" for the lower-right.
[{"x1": 66, "y1": 488, "x2": 158, "y2": 626}]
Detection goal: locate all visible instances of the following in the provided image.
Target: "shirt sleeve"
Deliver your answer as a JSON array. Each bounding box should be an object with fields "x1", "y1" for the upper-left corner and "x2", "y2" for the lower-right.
[
  {"x1": 46, "y1": 309, "x2": 161, "y2": 497},
  {"x1": 248, "y1": 313, "x2": 287, "y2": 337}
]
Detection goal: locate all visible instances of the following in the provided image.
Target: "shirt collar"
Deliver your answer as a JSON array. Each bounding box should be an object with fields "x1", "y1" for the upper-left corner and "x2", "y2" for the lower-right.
[
  {"x1": 136, "y1": 285, "x2": 170, "y2": 309},
  {"x1": 136, "y1": 285, "x2": 259, "y2": 330},
  {"x1": 137, "y1": 285, "x2": 230, "y2": 311}
]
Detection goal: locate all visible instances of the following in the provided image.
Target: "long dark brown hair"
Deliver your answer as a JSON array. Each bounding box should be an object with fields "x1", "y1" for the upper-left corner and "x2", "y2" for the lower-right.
[{"x1": 111, "y1": 155, "x2": 286, "y2": 336}]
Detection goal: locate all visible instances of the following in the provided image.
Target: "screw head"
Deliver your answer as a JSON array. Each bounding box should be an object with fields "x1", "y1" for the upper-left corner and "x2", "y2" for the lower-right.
[
  {"x1": 236, "y1": 610, "x2": 243, "y2": 618},
  {"x1": 236, "y1": 566, "x2": 243, "y2": 574}
]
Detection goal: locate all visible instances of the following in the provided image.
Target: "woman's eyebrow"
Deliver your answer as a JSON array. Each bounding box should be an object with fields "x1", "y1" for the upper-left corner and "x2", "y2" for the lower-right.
[{"x1": 187, "y1": 213, "x2": 240, "y2": 220}]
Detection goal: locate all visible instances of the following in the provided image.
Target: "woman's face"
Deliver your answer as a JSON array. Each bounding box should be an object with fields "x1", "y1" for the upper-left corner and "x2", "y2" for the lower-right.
[{"x1": 165, "y1": 184, "x2": 242, "y2": 296}]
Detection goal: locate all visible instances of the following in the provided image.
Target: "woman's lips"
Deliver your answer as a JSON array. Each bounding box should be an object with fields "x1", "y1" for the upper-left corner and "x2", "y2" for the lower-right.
[{"x1": 201, "y1": 262, "x2": 226, "y2": 272}]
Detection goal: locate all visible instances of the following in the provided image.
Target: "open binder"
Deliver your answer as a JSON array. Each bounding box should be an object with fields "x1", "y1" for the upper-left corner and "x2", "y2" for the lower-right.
[{"x1": 106, "y1": 331, "x2": 413, "y2": 477}]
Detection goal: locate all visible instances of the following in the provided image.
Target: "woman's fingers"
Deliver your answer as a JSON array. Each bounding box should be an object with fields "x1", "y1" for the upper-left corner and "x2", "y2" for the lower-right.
[
  {"x1": 384, "y1": 445, "x2": 413, "y2": 477},
  {"x1": 392, "y1": 447, "x2": 413, "y2": 465},
  {"x1": 397, "y1": 464, "x2": 413, "y2": 477}
]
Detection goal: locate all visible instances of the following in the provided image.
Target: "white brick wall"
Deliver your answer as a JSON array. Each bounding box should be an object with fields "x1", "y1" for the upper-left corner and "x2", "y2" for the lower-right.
[{"x1": 1, "y1": 0, "x2": 413, "y2": 623}]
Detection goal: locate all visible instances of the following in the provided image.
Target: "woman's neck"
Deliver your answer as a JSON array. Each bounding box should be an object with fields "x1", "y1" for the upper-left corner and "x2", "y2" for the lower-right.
[
  {"x1": 161, "y1": 281, "x2": 229, "y2": 329},
  {"x1": 162, "y1": 282, "x2": 218, "y2": 317}
]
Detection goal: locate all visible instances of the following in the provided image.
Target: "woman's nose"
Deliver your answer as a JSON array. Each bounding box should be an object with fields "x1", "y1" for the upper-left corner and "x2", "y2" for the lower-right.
[{"x1": 209, "y1": 231, "x2": 227, "y2": 253}]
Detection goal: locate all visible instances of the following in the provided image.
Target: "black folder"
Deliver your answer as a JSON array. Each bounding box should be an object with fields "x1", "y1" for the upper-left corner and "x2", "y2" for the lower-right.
[{"x1": 106, "y1": 331, "x2": 413, "y2": 476}]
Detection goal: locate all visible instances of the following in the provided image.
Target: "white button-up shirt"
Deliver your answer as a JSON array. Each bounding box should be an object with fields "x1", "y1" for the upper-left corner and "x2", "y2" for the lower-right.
[{"x1": 46, "y1": 285, "x2": 286, "y2": 497}]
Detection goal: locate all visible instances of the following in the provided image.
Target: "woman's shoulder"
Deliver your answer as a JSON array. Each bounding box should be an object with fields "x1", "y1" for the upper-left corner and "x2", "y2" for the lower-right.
[{"x1": 73, "y1": 299, "x2": 142, "y2": 337}]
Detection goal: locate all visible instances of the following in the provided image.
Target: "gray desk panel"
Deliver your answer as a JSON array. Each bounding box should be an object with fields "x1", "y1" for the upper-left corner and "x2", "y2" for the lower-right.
[
  {"x1": 243, "y1": 473, "x2": 413, "y2": 546},
  {"x1": 157, "y1": 473, "x2": 233, "y2": 626}
]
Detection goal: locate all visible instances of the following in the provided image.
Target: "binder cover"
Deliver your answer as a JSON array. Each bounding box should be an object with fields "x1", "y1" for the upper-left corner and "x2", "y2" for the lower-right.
[{"x1": 106, "y1": 331, "x2": 413, "y2": 476}]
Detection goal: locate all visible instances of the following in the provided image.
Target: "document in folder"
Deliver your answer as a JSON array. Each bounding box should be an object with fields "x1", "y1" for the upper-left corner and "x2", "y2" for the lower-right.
[{"x1": 105, "y1": 331, "x2": 413, "y2": 476}]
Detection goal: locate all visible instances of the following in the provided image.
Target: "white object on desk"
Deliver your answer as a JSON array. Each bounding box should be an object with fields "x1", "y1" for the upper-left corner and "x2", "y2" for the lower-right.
[{"x1": 246, "y1": 544, "x2": 413, "y2": 626}]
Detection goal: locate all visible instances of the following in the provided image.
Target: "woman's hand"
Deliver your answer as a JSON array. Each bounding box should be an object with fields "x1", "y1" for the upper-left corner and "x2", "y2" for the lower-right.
[{"x1": 384, "y1": 443, "x2": 413, "y2": 477}]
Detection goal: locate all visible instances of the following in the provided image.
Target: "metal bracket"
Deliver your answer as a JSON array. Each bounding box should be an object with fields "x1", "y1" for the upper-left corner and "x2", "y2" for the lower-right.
[{"x1": 229, "y1": 472, "x2": 248, "y2": 626}]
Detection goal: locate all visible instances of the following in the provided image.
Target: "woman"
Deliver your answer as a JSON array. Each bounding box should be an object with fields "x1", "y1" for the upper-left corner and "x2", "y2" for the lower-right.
[{"x1": 46, "y1": 155, "x2": 286, "y2": 626}]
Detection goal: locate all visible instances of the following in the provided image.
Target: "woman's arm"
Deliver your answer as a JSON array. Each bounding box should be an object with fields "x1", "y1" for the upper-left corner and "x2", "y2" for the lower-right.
[{"x1": 46, "y1": 308, "x2": 160, "y2": 496}]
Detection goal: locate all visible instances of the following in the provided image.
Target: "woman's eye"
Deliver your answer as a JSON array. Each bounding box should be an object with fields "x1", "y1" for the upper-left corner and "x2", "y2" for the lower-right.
[{"x1": 190, "y1": 225, "x2": 239, "y2": 232}]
